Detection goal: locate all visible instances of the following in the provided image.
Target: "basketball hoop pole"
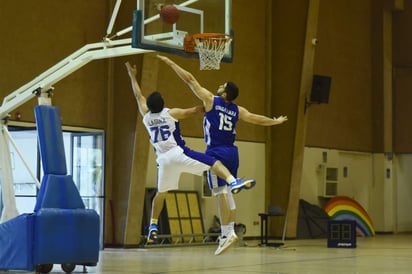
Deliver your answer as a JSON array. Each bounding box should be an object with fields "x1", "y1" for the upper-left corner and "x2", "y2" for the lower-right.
[
  {"x1": 106, "y1": 0, "x2": 123, "y2": 38},
  {"x1": 0, "y1": 124, "x2": 19, "y2": 223},
  {"x1": 2, "y1": 127, "x2": 41, "y2": 189},
  {"x1": 225, "y1": 0, "x2": 231, "y2": 35}
]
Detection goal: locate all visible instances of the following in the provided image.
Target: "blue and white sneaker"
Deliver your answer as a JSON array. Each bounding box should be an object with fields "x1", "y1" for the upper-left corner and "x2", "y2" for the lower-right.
[
  {"x1": 147, "y1": 223, "x2": 159, "y2": 244},
  {"x1": 230, "y1": 178, "x2": 256, "y2": 194}
]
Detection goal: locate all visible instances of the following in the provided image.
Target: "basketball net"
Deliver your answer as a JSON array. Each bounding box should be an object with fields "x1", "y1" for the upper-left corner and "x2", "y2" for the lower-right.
[{"x1": 193, "y1": 34, "x2": 232, "y2": 70}]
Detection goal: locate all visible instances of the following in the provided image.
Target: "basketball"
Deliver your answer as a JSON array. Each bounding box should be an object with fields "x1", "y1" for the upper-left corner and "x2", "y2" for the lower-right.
[{"x1": 159, "y1": 4, "x2": 180, "y2": 25}]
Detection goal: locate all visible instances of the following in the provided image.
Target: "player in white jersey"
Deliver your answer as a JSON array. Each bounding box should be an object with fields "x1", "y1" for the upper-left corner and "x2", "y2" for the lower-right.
[
  {"x1": 158, "y1": 55, "x2": 288, "y2": 255},
  {"x1": 125, "y1": 62, "x2": 255, "y2": 247}
]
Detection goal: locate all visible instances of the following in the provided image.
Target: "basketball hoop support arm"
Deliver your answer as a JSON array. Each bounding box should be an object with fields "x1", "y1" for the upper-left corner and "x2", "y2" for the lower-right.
[
  {"x1": 106, "y1": 0, "x2": 123, "y2": 38},
  {"x1": 0, "y1": 39, "x2": 150, "y2": 120}
]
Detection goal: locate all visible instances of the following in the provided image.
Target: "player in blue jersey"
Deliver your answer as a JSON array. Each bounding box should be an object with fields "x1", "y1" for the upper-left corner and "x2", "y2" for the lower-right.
[
  {"x1": 125, "y1": 62, "x2": 255, "y2": 248},
  {"x1": 158, "y1": 55, "x2": 287, "y2": 255}
]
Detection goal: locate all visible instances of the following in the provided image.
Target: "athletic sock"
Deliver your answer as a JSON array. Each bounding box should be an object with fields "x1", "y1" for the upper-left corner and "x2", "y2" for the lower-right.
[
  {"x1": 225, "y1": 175, "x2": 236, "y2": 184},
  {"x1": 150, "y1": 218, "x2": 158, "y2": 225},
  {"x1": 221, "y1": 225, "x2": 230, "y2": 237},
  {"x1": 229, "y1": 222, "x2": 235, "y2": 232}
]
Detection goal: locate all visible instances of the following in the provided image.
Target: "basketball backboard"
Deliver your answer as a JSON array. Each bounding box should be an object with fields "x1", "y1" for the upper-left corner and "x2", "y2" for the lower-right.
[{"x1": 132, "y1": 0, "x2": 233, "y2": 63}]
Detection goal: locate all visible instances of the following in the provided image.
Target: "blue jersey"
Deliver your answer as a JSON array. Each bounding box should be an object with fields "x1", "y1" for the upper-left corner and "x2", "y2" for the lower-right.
[{"x1": 203, "y1": 96, "x2": 239, "y2": 147}]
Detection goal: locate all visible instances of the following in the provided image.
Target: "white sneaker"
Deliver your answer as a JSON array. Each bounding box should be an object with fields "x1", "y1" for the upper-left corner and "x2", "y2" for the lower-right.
[{"x1": 214, "y1": 231, "x2": 238, "y2": 255}]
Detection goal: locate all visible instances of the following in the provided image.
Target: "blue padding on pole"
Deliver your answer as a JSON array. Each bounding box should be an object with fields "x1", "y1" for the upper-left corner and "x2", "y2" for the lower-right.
[
  {"x1": 33, "y1": 208, "x2": 100, "y2": 265},
  {"x1": 0, "y1": 214, "x2": 35, "y2": 271},
  {"x1": 34, "y1": 105, "x2": 67, "y2": 175},
  {"x1": 34, "y1": 174, "x2": 85, "y2": 212}
]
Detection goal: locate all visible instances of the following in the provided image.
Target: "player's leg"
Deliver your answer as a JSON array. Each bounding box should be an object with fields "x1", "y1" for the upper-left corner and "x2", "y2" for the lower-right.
[
  {"x1": 210, "y1": 161, "x2": 255, "y2": 194},
  {"x1": 210, "y1": 181, "x2": 238, "y2": 255},
  {"x1": 207, "y1": 147, "x2": 239, "y2": 255},
  {"x1": 147, "y1": 191, "x2": 167, "y2": 243},
  {"x1": 207, "y1": 146, "x2": 255, "y2": 194},
  {"x1": 177, "y1": 147, "x2": 242, "y2": 254},
  {"x1": 147, "y1": 152, "x2": 181, "y2": 243},
  {"x1": 181, "y1": 147, "x2": 255, "y2": 192}
]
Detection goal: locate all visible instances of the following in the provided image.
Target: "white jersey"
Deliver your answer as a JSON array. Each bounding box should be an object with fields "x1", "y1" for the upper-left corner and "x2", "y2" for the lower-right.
[
  {"x1": 142, "y1": 108, "x2": 217, "y2": 192},
  {"x1": 143, "y1": 108, "x2": 186, "y2": 154}
]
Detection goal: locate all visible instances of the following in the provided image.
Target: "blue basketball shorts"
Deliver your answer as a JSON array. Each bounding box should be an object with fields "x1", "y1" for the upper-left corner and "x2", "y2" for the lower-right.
[{"x1": 205, "y1": 145, "x2": 239, "y2": 189}]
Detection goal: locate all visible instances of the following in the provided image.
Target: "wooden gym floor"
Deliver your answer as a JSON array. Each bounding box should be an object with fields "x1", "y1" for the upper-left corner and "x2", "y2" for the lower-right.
[{"x1": 2, "y1": 233, "x2": 411, "y2": 274}]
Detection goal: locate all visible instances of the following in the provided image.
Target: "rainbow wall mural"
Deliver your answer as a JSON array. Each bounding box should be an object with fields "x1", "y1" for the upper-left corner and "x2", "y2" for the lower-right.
[{"x1": 324, "y1": 196, "x2": 375, "y2": 237}]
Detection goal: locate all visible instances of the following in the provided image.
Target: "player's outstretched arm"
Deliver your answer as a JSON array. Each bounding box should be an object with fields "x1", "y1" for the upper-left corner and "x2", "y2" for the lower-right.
[
  {"x1": 125, "y1": 62, "x2": 149, "y2": 116},
  {"x1": 238, "y1": 106, "x2": 288, "y2": 126},
  {"x1": 169, "y1": 105, "x2": 204, "y2": 120},
  {"x1": 157, "y1": 55, "x2": 213, "y2": 106}
]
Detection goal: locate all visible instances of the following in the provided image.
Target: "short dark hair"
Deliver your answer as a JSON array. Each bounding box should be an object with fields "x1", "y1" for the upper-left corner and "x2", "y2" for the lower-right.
[
  {"x1": 224, "y1": 81, "x2": 239, "y2": 101},
  {"x1": 146, "y1": 91, "x2": 164, "y2": 113}
]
